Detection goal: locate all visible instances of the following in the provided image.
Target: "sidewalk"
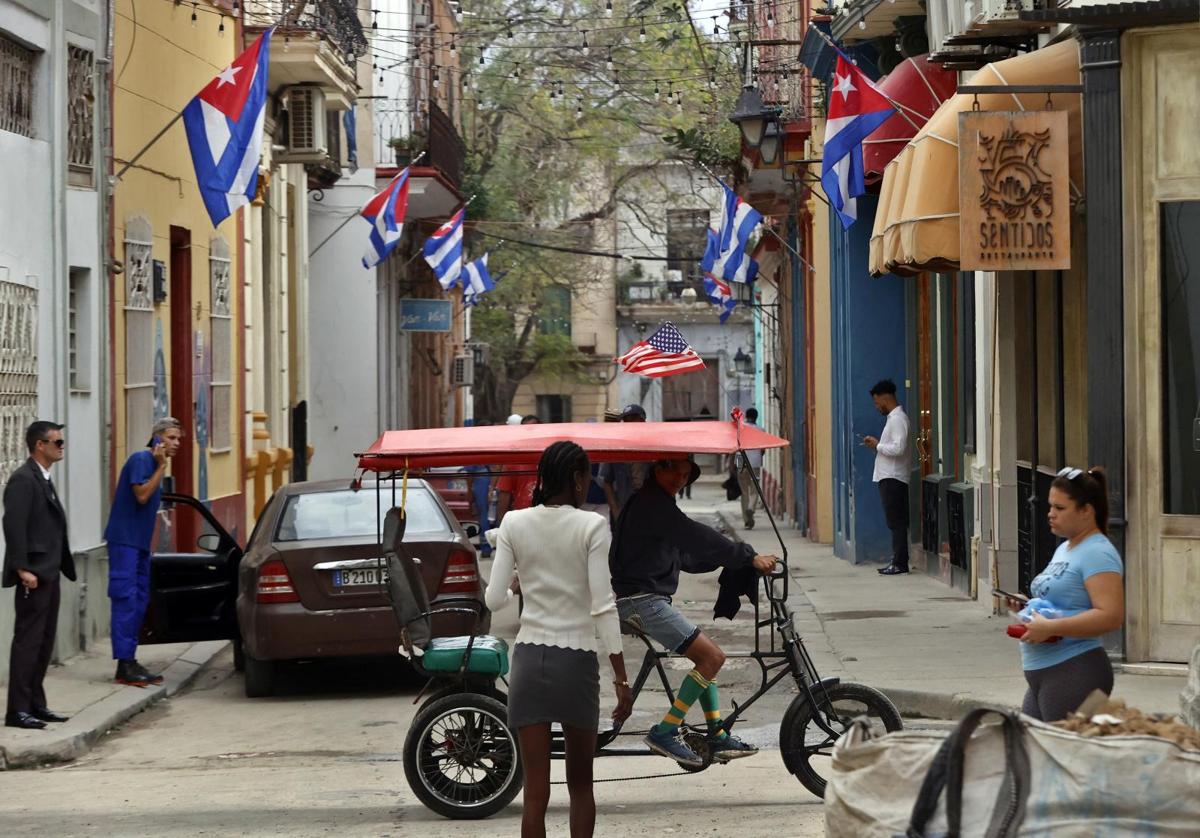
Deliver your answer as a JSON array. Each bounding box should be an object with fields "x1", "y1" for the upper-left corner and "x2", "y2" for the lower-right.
[
  {"x1": 680, "y1": 483, "x2": 1188, "y2": 720},
  {"x1": 0, "y1": 640, "x2": 228, "y2": 769}
]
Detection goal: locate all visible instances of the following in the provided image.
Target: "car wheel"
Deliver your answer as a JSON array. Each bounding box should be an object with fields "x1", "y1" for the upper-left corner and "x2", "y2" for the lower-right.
[
  {"x1": 243, "y1": 652, "x2": 276, "y2": 698},
  {"x1": 232, "y1": 639, "x2": 246, "y2": 673}
]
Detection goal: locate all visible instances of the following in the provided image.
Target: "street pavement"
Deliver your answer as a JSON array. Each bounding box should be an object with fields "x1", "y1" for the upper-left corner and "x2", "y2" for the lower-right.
[{"x1": 0, "y1": 479, "x2": 1190, "y2": 835}]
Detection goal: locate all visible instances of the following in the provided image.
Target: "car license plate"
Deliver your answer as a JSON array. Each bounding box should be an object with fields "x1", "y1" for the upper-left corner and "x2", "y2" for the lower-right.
[{"x1": 332, "y1": 567, "x2": 388, "y2": 587}]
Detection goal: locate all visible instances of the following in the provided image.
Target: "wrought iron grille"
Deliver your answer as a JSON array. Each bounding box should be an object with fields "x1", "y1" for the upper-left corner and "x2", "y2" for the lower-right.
[
  {"x1": 68, "y1": 45, "x2": 94, "y2": 180},
  {"x1": 264, "y1": 0, "x2": 368, "y2": 65},
  {"x1": 426, "y1": 101, "x2": 464, "y2": 187},
  {"x1": 0, "y1": 280, "x2": 38, "y2": 485},
  {"x1": 0, "y1": 34, "x2": 35, "y2": 137},
  {"x1": 209, "y1": 237, "x2": 233, "y2": 451}
]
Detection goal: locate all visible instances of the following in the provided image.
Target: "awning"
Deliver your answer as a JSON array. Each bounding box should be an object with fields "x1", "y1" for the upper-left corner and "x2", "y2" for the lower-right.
[
  {"x1": 356, "y1": 421, "x2": 789, "y2": 471},
  {"x1": 869, "y1": 39, "x2": 1083, "y2": 277},
  {"x1": 863, "y1": 55, "x2": 958, "y2": 185}
]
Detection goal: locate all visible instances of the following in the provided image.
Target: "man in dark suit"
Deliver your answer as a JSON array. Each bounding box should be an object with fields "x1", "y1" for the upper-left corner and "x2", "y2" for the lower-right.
[{"x1": 3, "y1": 421, "x2": 76, "y2": 729}]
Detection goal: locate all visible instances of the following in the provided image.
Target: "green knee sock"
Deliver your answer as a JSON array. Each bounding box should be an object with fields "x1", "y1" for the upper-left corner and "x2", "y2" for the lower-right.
[
  {"x1": 700, "y1": 680, "x2": 728, "y2": 739},
  {"x1": 653, "y1": 669, "x2": 709, "y2": 735}
]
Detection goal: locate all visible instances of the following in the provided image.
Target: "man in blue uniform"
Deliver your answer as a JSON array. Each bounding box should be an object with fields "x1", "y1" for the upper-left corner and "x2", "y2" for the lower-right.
[{"x1": 104, "y1": 417, "x2": 183, "y2": 686}]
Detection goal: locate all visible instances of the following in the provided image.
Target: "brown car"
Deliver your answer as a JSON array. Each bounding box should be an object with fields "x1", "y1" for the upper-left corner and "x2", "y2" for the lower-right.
[{"x1": 136, "y1": 482, "x2": 487, "y2": 698}]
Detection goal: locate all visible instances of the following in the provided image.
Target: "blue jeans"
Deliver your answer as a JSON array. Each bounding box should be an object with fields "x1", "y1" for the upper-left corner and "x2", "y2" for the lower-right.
[
  {"x1": 617, "y1": 594, "x2": 700, "y2": 654},
  {"x1": 109, "y1": 544, "x2": 150, "y2": 661}
]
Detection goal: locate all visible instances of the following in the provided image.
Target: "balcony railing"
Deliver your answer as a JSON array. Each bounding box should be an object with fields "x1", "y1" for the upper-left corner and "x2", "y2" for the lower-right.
[
  {"x1": 249, "y1": 0, "x2": 368, "y2": 66},
  {"x1": 425, "y1": 102, "x2": 465, "y2": 188},
  {"x1": 620, "y1": 278, "x2": 754, "y2": 307}
]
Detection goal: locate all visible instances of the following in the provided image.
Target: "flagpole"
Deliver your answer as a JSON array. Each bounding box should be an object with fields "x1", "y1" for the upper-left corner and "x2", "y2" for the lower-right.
[
  {"x1": 113, "y1": 112, "x2": 186, "y2": 182},
  {"x1": 692, "y1": 159, "x2": 818, "y2": 274},
  {"x1": 308, "y1": 151, "x2": 426, "y2": 258},
  {"x1": 807, "y1": 23, "x2": 924, "y2": 134}
]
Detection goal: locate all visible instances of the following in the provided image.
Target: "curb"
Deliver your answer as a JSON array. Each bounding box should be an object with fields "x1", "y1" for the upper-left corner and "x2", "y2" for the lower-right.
[{"x1": 0, "y1": 640, "x2": 229, "y2": 770}]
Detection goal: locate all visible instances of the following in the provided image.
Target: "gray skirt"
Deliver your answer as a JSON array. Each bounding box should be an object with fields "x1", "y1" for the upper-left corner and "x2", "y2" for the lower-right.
[{"x1": 507, "y1": 643, "x2": 600, "y2": 731}]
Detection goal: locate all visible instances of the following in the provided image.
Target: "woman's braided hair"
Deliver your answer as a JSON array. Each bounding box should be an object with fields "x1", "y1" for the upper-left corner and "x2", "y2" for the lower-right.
[{"x1": 532, "y1": 441, "x2": 590, "y2": 507}]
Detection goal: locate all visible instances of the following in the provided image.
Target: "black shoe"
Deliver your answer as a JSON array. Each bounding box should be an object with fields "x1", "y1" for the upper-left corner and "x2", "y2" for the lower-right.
[
  {"x1": 878, "y1": 564, "x2": 910, "y2": 576},
  {"x1": 5, "y1": 711, "x2": 47, "y2": 730},
  {"x1": 132, "y1": 661, "x2": 164, "y2": 685},
  {"x1": 30, "y1": 707, "x2": 69, "y2": 723},
  {"x1": 115, "y1": 659, "x2": 151, "y2": 687}
]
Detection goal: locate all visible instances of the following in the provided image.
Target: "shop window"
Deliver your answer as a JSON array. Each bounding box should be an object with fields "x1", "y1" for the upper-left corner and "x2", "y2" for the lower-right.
[
  {"x1": 1161, "y1": 201, "x2": 1200, "y2": 514},
  {"x1": 124, "y1": 217, "x2": 155, "y2": 454},
  {"x1": 0, "y1": 279, "x2": 38, "y2": 485},
  {"x1": 67, "y1": 45, "x2": 94, "y2": 186},
  {"x1": 0, "y1": 34, "x2": 35, "y2": 138},
  {"x1": 210, "y1": 236, "x2": 233, "y2": 452},
  {"x1": 536, "y1": 395, "x2": 571, "y2": 424}
]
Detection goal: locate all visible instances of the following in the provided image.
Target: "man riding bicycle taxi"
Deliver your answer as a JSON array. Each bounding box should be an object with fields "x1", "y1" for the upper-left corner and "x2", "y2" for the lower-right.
[{"x1": 609, "y1": 455, "x2": 778, "y2": 767}]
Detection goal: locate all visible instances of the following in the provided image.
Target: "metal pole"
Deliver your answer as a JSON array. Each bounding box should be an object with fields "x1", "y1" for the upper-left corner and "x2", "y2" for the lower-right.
[
  {"x1": 309, "y1": 152, "x2": 427, "y2": 258},
  {"x1": 112, "y1": 111, "x2": 185, "y2": 182}
]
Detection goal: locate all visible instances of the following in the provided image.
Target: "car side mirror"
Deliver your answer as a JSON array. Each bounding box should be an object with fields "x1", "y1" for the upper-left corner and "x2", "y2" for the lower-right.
[
  {"x1": 197, "y1": 533, "x2": 221, "y2": 552},
  {"x1": 463, "y1": 522, "x2": 481, "y2": 540}
]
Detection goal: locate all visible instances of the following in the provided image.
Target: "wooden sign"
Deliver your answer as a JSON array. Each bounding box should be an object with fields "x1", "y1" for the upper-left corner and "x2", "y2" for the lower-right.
[{"x1": 958, "y1": 110, "x2": 1071, "y2": 271}]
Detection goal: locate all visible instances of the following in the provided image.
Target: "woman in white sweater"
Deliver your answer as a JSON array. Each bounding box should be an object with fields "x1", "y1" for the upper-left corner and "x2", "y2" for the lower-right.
[{"x1": 485, "y1": 441, "x2": 632, "y2": 838}]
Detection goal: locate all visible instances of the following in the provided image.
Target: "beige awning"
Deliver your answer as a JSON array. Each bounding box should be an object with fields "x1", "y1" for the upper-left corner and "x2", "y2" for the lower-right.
[{"x1": 869, "y1": 39, "x2": 1083, "y2": 277}]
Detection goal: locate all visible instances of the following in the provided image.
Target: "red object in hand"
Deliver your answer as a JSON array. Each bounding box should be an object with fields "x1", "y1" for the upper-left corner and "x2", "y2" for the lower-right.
[{"x1": 1007, "y1": 624, "x2": 1027, "y2": 639}]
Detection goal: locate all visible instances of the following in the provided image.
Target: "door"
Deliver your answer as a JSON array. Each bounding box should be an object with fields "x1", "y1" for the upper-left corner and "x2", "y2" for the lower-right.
[
  {"x1": 169, "y1": 227, "x2": 196, "y2": 550},
  {"x1": 1126, "y1": 29, "x2": 1200, "y2": 662},
  {"x1": 141, "y1": 493, "x2": 242, "y2": 645}
]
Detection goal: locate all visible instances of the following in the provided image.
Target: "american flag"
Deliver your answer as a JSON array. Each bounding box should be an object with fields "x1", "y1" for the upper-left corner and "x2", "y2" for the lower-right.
[{"x1": 616, "y1": 322, "x2": 706, "y2": 378}]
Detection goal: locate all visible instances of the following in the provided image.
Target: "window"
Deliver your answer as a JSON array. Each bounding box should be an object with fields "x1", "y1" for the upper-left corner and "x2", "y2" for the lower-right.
[
  {"x1": 210, "y1": 237, "x2": 233, "y2": 451},
  {"x1": 67, "y1": 45, "x2": 93, "y2": 186},
  {"x1": 0, "y1": 33, "x2": 35, "y2": 138},
  {"x1": 68, "y1": 268, "x2": 90, "y2": 392},
  {"x1": 1161, "y1": 201, "x2": 1200, "y2": 514},
  {"x1": 536, "y1": 395, "x2": 571, "y2": 423},
  {"x1": 0, "y1": 279, "x2": 38, "y2": 486},
  {"x1": 666, "y1": 209, "x2": 710, "y2": 291},
  {"x1": 124, "y1": 217, "x2": 155, "y2": 454},
  {"x1": 274, "y1": 488, "x2": 450, "y2": 542},
  {"x1": 537, "y1": 285, "x2": 571, "y2": 336}
]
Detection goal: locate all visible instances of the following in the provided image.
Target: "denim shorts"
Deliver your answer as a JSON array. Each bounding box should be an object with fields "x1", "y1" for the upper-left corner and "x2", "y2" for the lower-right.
[{"x1": 617, "y1": 594, "x2": 701, "y2": 654}]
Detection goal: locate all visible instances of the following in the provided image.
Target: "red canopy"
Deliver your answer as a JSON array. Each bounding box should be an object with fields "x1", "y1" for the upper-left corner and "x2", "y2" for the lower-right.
[
  {"x1": 357, "y1": 421, "x2": 789, "y2": 471},
  {"x1": 863, "y1": 55, "x2": 957, "y2": 185}
]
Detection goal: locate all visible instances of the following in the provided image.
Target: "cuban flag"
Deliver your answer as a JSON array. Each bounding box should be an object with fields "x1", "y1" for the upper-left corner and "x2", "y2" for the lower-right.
[
  {"x1": 820, "y1": 54, "x2": 895, "y2": 229},
  {"x1": 423, "y1": 208, "x2": 466, "y2": 289},
  {"x1": 361, "y1": 168, "x2": 411, "y2": 268},
  {"x1": 461, "y1": 253, "x2": 495, "y2": 307},
  {"x1": 708, "y1": 181, "x2": 763, "y2": 283},
  {"x1": 701, "y1": 226, "x2": 758, "y2": 323},
  {"x1": 182, "y1": 29, "x2": 273, "y2": 228}
]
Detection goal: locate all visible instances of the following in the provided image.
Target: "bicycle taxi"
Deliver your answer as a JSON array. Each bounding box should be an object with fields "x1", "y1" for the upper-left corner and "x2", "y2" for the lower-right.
[{"x1": 355, "y1": 415, "x2": 902, "y2": 819}]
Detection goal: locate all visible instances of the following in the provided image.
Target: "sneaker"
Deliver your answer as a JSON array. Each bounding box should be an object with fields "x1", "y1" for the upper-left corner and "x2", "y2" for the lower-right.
[
  {"x1": 133, "y1": 661, "x2": 164, "y2": 685},
  {"x1": 644, "y1": 728, "x2": 704, "y2": 767},
  {"x1": 115, "y1": 660, "x2": 151, "y2": 687},
  {"x1": 708, "y1": 733, "x2": 759, "y2": 762}
]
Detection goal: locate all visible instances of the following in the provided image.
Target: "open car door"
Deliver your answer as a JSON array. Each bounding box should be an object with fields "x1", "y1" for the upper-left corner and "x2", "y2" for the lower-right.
[{"x1": 140, "y1": 493, "x2": 242, "y2": 645}]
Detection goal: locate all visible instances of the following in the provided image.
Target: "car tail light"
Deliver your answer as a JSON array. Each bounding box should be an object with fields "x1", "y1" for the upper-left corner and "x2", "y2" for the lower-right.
[
  {"x1": 437, "y1": 550, "x2": 479, "y2": 595},
  {"x1": 256, "y1": 559, "x2": 300, "y2": 604}
]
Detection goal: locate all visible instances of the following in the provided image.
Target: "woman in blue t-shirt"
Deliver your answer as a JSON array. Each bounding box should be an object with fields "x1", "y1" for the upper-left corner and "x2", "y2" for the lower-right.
[{"x1": 1014, "y1": 466, "x2": 1124, "y2": 721}]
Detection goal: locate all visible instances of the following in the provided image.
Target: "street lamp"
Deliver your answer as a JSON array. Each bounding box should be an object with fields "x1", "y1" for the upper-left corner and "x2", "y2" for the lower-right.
[
  {"x1": 758, "y1": 121, "x2": 781, "y2": 165},
  {"x1": 728, "y1": 84, "x2": 772, "y2": 148},
  {"x1": 734, "y1": 347, "x2": 753, "y2": 374}
]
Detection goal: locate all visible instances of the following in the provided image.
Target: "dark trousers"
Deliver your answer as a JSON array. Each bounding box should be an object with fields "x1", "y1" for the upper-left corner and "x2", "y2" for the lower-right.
[
  {"x1": 6, "y1": 575, "x2": 60, "y2": 716},
  {"x1": 877, "y1": 478, "x2": 910, "y2": 569}
]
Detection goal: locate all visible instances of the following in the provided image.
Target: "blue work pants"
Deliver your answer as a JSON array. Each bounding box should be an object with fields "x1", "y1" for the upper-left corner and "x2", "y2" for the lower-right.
[{"x1": 109, "y1": 544, "x2": 151, "y2": 661}]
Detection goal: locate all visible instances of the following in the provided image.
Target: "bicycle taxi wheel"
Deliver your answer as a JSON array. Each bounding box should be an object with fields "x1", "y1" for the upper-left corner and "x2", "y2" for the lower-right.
[
  {"x1": 403, "y1": 691, "x2": 523, "y2": 819},
  {"x1": 779, "y1": 681, "x2": 901, "y2": 798}
]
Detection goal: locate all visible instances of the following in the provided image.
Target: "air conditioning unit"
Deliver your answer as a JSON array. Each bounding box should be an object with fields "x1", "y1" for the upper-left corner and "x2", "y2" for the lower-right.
[
  {"x1": 451, "y1": 354, "x2": 474, "y2": 388},
  {"x1": 280, "y1": 86, "x2": 328, "y2": 163}
]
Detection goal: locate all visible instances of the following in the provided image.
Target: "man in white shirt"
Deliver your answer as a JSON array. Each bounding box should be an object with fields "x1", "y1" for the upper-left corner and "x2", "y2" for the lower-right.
[
  {"x1": 735, "y1": 408, "x2": 766, "y2": 529},
  {"x1": 863, "y1": 380, "x2": 911, "y2": 575}
]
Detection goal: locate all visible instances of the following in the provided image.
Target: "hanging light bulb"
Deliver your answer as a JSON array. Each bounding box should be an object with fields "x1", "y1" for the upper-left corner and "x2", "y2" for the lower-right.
[
  {"x1": 462, "y1": 72, "x2": 470, "y2": 90},
  {"x1": 676, "y1": 91, "x2": 683, "y2": 112},
  {"x1": 283, "y1": 34, "x2": 290, "y2": 52},
  {"x1": 606, "y1": 49, "x2": 614, "y2": 71},
  {"x1": 190, "y1": 2, "x2": 197, "y2": 26},
  {"x1": 639, "y1": 18, "x2": 646, "y2": 42},
  {"x1": 858, "y1": 18, "x2": 867, "y2": 29},
  {"x1": 379, "y1": 70, "x2": 385, "y2": 85},
  {"x1": 455, "y1": 3, "x2": 463, "y2": 21},
  {"x1": 709, "y1": 71, "x2": 716, "y2": 89},
  {"x1": 433, "y1": 68, "x2": 440, "y2": 89},
  {"x1": 581, "y1": 31, "x2": 589, "y2": 56},
  {"x1": 767, "y1": 6, "x2": 774, "y2": 26},
  {"x1": 772, "y1": 75, "x2": 779, "y2": 92},
  {"x1": 232, "y1": 0, "x2": 240, "y2": 13},
  {"x1": 512, "y1": 63, "x2": 520, "y2": 79},
  {"x1": 371, "y1": 9, "x2": 378, "y2": 30},
  {"x1": 605, "y1": 0, "x2": 613, "y2": 17},
  {"x1": 654, "y1": 80, "x2": 660, "y2": 100},
  {"x1": 479, "y1": 52, "x2": 485, "y2": 65},
  {"x1": 506, "y1": 19, "x2": 513, "y2": 39},
  {"x1": 712, "y1": 15, "x2": 720, "y2": 35},
  {"x1": 557, "y1": 80, "x2": 565, "y2": 97},
  {"x1": 449, "y1": 38, "x2": 456, "y2": 54},
  {"x1": 372, "y1": 55, "x2": 377, "y2": 71},
  {"x1": 576, "y1": 97, "x2": 583, "y2": 119},
  {"x1": 218, "y1": 15, "x2": 225, "y2": 37}
]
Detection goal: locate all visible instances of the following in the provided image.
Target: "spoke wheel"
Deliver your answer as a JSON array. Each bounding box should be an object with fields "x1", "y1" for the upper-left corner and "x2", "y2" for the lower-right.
[
  {"x1": 779, "y1": 682, "x2": 902, "y2": 798},
  {"x1": 403, "y1": 692, "x2": 522, "y2": 819}
]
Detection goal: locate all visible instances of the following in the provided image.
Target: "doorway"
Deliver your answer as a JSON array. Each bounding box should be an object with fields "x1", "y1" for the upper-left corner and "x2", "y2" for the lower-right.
[{"x1": 169, "y1": 226, "x2": 196, "y2": 548}]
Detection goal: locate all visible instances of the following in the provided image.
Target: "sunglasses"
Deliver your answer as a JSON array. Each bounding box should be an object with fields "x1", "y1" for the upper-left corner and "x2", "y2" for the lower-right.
[{"x1": 1056, "y1": 466, "x2": 1083, "y2": 480}]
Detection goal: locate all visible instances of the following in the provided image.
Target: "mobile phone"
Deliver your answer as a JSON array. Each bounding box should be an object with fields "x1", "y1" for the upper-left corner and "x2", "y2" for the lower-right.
[
  {"x1": 993, "y1": 588, "x2": 1028, "y2": 604},
  {"x1": 151, "y1": 435, "x2": 163, "y2": 448}
]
